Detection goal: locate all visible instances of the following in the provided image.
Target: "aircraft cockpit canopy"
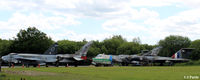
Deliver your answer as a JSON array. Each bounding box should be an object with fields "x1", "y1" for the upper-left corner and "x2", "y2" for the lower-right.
[
  {"x1": 10, "y1": 53, "x2": 17, "y2": 55},
  {"x1": 96, "y1": 54, "x2": 103, "y2": 57}
]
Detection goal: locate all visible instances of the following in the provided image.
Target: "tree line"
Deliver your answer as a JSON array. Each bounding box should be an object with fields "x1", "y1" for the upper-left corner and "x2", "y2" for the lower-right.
[{"x1": 0, "y1": 27, "x2": 199, "y2": 60}]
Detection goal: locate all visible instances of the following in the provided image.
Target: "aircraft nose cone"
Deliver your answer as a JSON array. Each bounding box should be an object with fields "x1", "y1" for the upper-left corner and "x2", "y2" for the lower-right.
[{"x1": 1, "y1": 56, "x2": 6, "y2": 61}]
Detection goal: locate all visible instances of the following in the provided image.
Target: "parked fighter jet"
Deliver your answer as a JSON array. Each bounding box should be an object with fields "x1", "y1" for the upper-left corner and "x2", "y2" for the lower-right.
[
  {"x1": 55, "y1": 41, "x2": 93, "y2": 67},
  {"x1": 1, "y1": 43, "x2": 58, "y2": 67},
  {"x1": 130, "y1": 47, "x2": 194, "y2": 66}
]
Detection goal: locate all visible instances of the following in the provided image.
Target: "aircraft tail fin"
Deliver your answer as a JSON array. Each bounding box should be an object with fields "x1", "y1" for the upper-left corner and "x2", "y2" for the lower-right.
[
  {"x1": 75, "y1": 41, "x2": 93, "y2": 60},
  {"x1": 142, "y1": 46, "x2": 162, "y2": 56},
  {"x1": 171, "y1": 48, "x2": 194, "y2": 59},
  {"x1": 43, "y1": 43, "x2": 58, "y2": 55},
  {"x1": 171, "y1": 50, "x2": 181, "y2": 59}
]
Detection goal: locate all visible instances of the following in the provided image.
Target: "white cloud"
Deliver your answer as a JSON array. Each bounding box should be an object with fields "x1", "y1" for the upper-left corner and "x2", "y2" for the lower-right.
[
  {"x1": 102, "y1": 19, "x2": 146, "y2": 32},
  {"x1": 49, "y1": 30, "x2": 145, "y2": 43},
  {"x1": 0, "y1": 0, "x2": 159, "y2": 20},
  {"x1": 1, "y1": 0, "x2": 200, "y2": 45},
  {"x1": 129, "y1": 0, "x2": 200, "y2": 8},
  {"x1": 44, "y1": 0, "x2": 77, "y2": 9},
  {"x1": 0, "y1": 12, "x2": 80, "y2": 39},
  {"x1": 144, "y1": 8, "x2": 200, "y2": 43},
  {"x1": 101, "y1": 8, "x2": 159, "y2": 32},
  {"x1": 0, "y1": 31, "x2": 17, "y2": 40},
  {"x1": 129, "y1": 0, "x2": 178, "y2": 7},
  {"x1": 48, "y1": 30, "x2": 113, "y2": 42},
  {"x1": 180, "y1": 0, "x2": 200, "y2": 8}
]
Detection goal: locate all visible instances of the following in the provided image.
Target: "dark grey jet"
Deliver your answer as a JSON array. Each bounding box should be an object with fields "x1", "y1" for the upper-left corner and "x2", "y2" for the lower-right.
[
  {"x1": 130, "y1": 47, "x2": 194, "y2": 66},
  {"x1": 56, "y1": 41, "x2": 93, "y2": 67}
]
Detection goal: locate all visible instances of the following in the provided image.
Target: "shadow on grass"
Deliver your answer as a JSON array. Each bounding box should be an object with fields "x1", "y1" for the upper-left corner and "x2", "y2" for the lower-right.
[{"x1": 0, "y1": 74, "x2": 6, "y2": 80}]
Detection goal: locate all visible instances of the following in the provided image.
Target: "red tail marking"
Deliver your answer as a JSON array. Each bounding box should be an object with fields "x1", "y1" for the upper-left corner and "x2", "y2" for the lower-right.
[
  {"x1": 171, "y1": 54, "x2": 175, "y2": 58},
  {"x1": 81, "y1": 56, "x2": 87, "y2": 60}
]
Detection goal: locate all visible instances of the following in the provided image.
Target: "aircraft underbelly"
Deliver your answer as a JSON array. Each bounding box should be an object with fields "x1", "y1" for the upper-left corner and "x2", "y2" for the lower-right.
[{"x1": 59, "y1": 59, "x2": 75, "y2": 63}]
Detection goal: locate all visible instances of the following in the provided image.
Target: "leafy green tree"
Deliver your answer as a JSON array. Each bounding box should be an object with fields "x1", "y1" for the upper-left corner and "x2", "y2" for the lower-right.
[
  {"x1": 0, "y1": 39, "x2": 12, "y2": 56},
  {"x1": 87, "y1": 41, "x2": 102, "y2": 57},
  {"x1": 87, "y1": 47, "x2": 101, "y2": 58},
  {"x1": 10, "y1": 27, "x2": 54, "y2": 53},
  {"x1": 158, "y1": 35, "x2": 191, "y2": 57},
  {"x1": 103, "y1": 35, "x2": 126, "y2": 55},
  {"x1": 101, "y1": 45, "x2": 108, "y2": 54},
  {"x1": 141, "y1": 44, "x2": 156, "y2": 51},
  {"x1": 57, "y1": 40, "x2": 85, "y2": 54},
  {"x1": 117, "y1": 42, "x2": 142, "y2": 55},
  {"x1": 189, "y1": 40, "x2": 200, "y2": 60}
]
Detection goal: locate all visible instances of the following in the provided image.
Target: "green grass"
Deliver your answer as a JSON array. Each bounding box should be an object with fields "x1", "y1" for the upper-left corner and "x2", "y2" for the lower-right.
[
  {"x1": 0, "y1": 66, "x2": 200, "y2": 80},
  {"x1": 175, "y1": 60, "x2": 200, "y2": 66}
]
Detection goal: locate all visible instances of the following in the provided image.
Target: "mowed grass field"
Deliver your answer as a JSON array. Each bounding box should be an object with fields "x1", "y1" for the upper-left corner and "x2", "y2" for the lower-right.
[{"x1": 0, "y1": 66, "x2": 200, "y2": 80}]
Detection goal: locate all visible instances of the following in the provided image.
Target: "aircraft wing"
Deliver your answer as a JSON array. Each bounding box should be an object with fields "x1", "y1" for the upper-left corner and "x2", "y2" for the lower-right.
[
  {"x1": 73, "y1": 57, "x2": 83, "y2": 61},
  {"x1": 15, "y1": 57, "x2": 45, "y2": 63},
  {"x1": 167, "y1": 58, "x2": 189, "y2": 62},
  {"x1": 57, "y1": 55, "x2": 84, "y2": 61},
  {"x1": 147, "y1": 56, "x2": 189, "y2": 63},
  {"x1": 19, "y1": 56, "x2": 42, "y2": 60}
]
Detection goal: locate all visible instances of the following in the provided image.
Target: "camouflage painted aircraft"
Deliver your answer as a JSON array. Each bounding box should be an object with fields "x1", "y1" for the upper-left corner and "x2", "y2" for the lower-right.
[
  {"x1": 130, "y1": 47, "x2": 194, "y2": 66},
  {"x1": 56, "y1": 41, "x2": 93, "y2": 67}
]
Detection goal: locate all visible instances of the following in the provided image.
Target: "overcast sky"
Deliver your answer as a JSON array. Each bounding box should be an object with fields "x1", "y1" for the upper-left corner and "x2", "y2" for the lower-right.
[{"x1": 0, "y1": 0, "x2": 200, "y2": 45}]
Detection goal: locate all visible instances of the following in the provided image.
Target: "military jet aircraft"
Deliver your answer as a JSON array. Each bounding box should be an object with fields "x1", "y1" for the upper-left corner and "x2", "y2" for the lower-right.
[
  {"x1": 2, "y1": 41, "x2": 93, "y2": 67},
  {"x1": 92, "y1": 47, "x2": 194, "y2": 66},
  {"x1": 55, "y1": 41, "x2": 93, "y2": 67},
  {"x1": 1, "y1": 43, "x2": 58, "y2": 67},
  {"x1": 130, "y1": 47, "x2": 194, "y2": 66}
]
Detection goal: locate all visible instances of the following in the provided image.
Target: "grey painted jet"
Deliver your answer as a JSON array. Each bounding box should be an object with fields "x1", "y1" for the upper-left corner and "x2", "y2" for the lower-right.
[
  {"x1": 130, "y1": 47, "x2": 194, "y2": 66},
  {"x1": 56, "y1": 41, "x2": 93, "y2": 67},
  {"x1": 1, "y1": 43, "x2": 58, "y2": 67}
]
